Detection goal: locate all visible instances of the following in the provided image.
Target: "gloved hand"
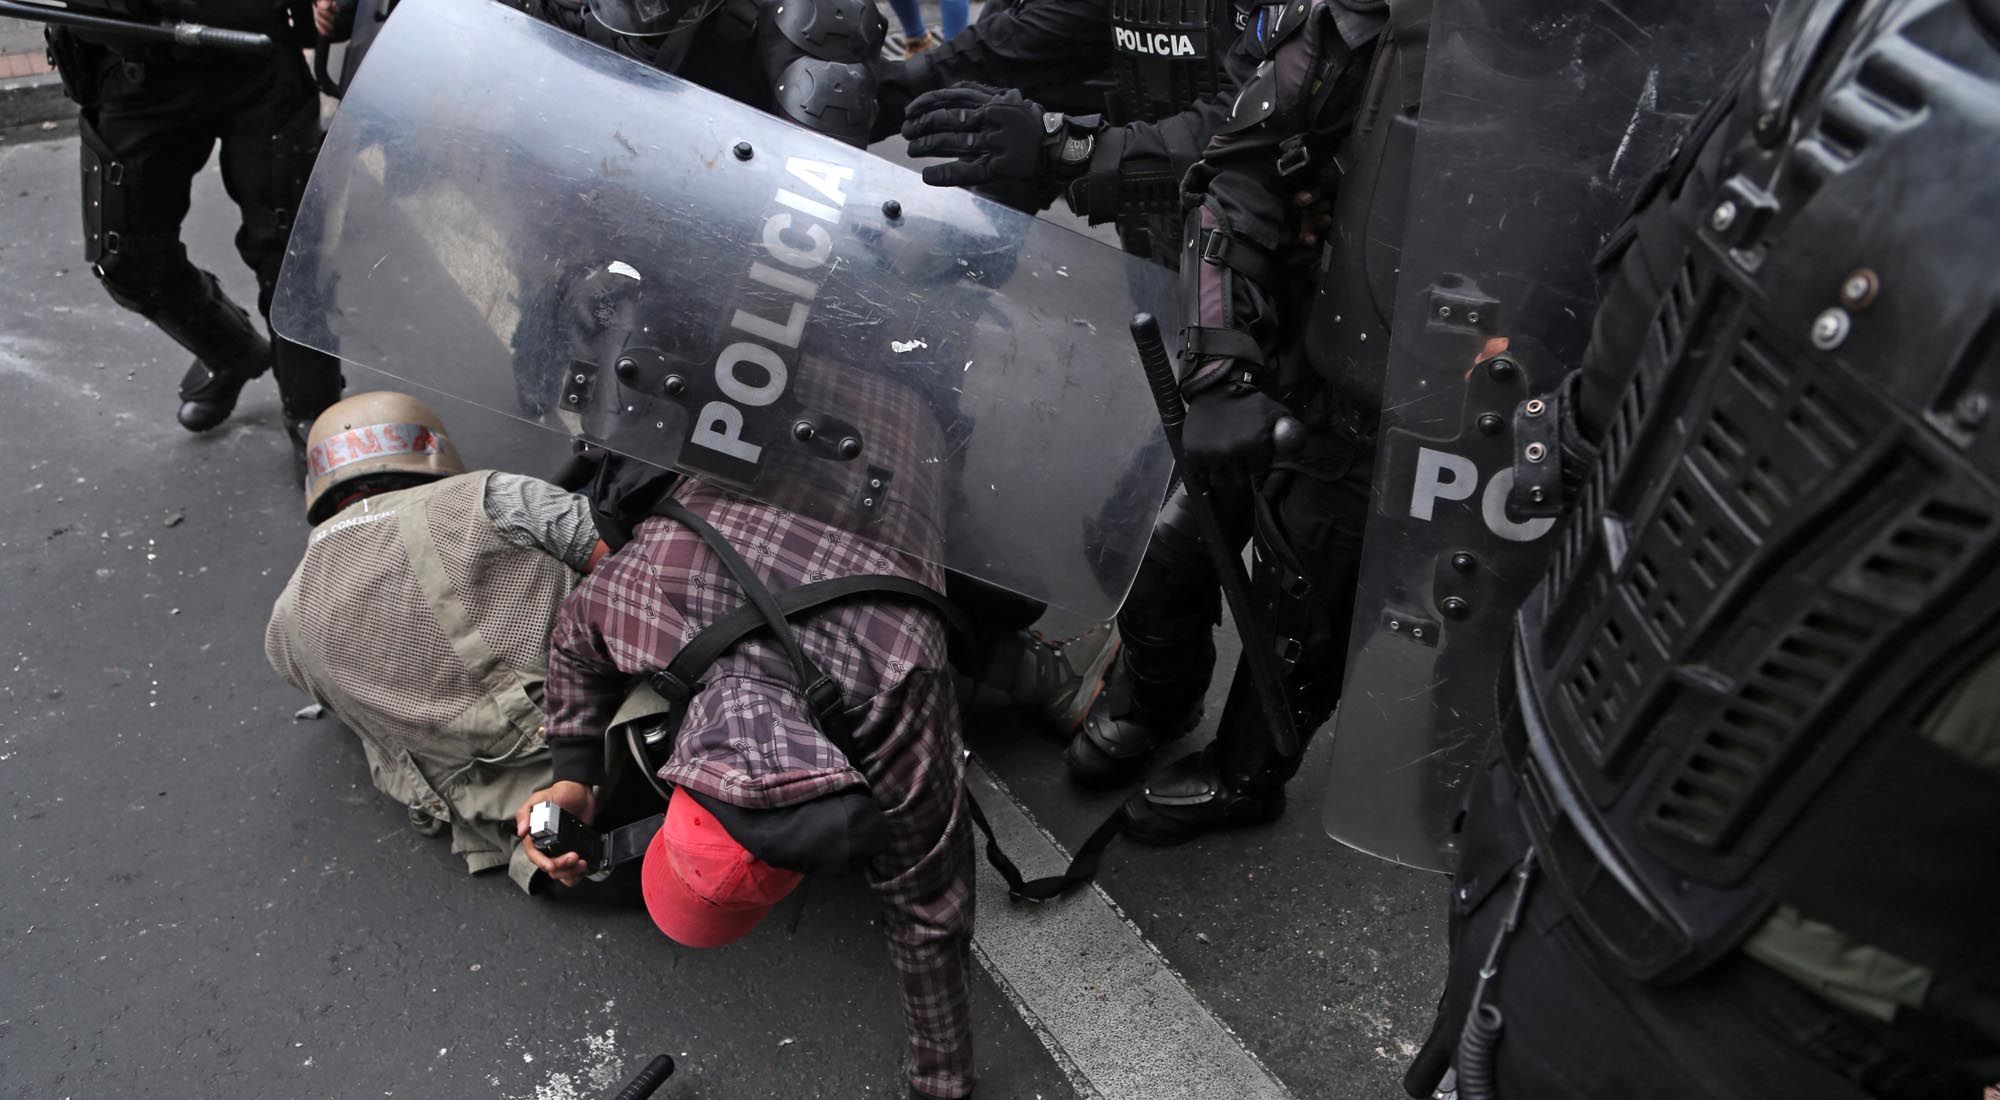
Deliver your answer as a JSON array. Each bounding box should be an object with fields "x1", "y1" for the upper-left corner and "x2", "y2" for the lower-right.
[
  {"x1": 1182, "y1": 383, "x2": 1289, "y2": 483},
  {"x1": 901, "y1": 83, "x2": 1097, "y2": 187}
]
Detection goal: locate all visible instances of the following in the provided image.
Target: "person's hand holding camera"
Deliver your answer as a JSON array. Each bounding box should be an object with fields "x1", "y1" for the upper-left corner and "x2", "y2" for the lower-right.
[{"x1": 515, "y1": 779, "x2": 597, "y2": 887}]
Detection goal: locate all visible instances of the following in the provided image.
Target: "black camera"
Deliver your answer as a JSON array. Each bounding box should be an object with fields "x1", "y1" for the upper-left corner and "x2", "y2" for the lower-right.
[{"x1": 527, "y1": 800, "x2": 606, "y2": 876}]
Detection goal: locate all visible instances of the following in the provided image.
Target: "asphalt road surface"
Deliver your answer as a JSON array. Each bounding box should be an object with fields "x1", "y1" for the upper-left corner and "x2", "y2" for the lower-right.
[{"x1": 0, "y1": 98, "x2": 1445, "y2": 1100}]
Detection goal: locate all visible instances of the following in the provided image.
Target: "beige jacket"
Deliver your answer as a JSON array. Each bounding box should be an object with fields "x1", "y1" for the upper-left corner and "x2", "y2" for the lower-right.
[{"x1": 266, "y1": 471, "x2": 592, "y2": 890}]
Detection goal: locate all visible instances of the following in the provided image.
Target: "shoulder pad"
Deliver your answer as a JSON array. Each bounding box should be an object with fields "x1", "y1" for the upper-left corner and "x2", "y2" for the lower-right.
[
  {"x1": 771, "y1": 0, "x2": 887, "y2": 64},
  {"x1": 1221, "y1": 59, "x2": 1279, "y2": 132},
  {"x1": 1249, "y1": 0, "x2": 1310, "y2": 56},
  {"x1": 773, "y1": 56, "x2": 878, "y2": 145}
]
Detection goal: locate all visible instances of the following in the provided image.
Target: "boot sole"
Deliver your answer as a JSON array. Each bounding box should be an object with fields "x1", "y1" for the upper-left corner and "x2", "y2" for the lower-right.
[{"x1": 1052, "y1": 629, "x2": 1122, "y2": 734}]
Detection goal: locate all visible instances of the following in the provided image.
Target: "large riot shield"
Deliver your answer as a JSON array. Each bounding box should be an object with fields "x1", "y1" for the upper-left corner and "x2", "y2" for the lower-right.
[
  {"x1": 1322, "y1": 0, "x2": 1766, "y2": 870},
  {"x1": 271, "y1": 0, "x2": 1177, "y2": 621}
]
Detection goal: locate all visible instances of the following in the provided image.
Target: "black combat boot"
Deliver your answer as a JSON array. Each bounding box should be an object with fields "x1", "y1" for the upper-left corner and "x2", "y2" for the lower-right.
[
  {"x1": 151, "y1": 272, "x2": 272, "y2": 432},
  {"x1": 1121, "y1": 742, "x2": 1287, "y2": 846},
  {"x1": 1121, "y1": 659, "x2": 1313, "y2": 846},
  {"x1": 1063, "y1": 672, "x2": 1202, "y2": 788},
  {"x1": 275, "y1": 337, "x2": 345, "y2": 486}
]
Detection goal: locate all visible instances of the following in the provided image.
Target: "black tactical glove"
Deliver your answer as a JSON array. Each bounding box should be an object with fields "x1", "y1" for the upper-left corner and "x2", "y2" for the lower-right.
[
  {"x1": 901, "y1": 83, "x2": 1100, "y2": 188},
  {"x1": 1182, "y1": 381, "x2": 1289, "y2": 483}
]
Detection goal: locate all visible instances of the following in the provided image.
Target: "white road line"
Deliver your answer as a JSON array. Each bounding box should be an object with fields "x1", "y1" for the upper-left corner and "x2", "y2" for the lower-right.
[{"x1": 966, "y1": 759, "x2": 1297, "y2": 1100}]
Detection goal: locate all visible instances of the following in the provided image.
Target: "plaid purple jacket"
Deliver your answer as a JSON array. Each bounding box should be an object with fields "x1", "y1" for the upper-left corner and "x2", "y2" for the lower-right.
[{"x1": 544, "y1": 478, "x2": 974, "y2": 1099}]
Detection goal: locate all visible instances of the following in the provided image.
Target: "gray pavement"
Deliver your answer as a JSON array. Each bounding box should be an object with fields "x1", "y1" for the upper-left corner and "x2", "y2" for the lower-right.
[{"x1": 0, "y1": 100, "x2": 1446, "y2": 1100}]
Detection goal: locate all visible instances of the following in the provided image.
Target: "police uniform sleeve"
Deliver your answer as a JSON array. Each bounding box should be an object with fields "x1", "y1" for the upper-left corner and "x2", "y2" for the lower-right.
[
  {"x1": 1062, "y1": 90, "x2": 1235, "y2": 225},
  {"x1": 482, "y1": 472, "x2": 602, "y2": 574},
  {"x1": 1178, "y1": 0, "x2": 1379, "y2": 394}
]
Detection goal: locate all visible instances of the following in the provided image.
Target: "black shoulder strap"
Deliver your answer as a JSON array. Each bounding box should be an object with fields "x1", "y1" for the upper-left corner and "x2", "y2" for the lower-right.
[
  {"x1": 963, "y1": 796, "x2": 1131, "y2": 903},
  {"x1": 652, "y1": 498, "x2": 864, "y2": 739},
  {"x1": 648, "y1": 571, "x2": 974, "y2": 724}
]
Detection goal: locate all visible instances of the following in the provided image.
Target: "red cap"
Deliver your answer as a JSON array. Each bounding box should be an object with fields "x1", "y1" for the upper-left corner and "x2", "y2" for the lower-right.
[{"x1": 642, "y1": 791, "x2": 804, "y2": 949}]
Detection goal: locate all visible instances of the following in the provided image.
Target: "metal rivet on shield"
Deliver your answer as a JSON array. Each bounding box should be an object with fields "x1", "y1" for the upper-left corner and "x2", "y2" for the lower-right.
[
  {"x1": 870, "y1": 478, "x2": 883, "y2": 489},
  {"x1": 1953, "y1": 393, "x2": 1989, "y2": 431},
  {"x1": 1525, "y1": 398, "x2": 1546, "y2": 417},
  {"x1": 882, "y1": 199, "x2": 903, "y2": 220},
  {"x1": 1529, "y1": 487, "x2": 1547, "y2": 503},
  {"x1": 1709, "y1": 201, "x2": 1738, "y2": 233},
  {"x1": 1451, "y1": 552, "x2": 1476, "y2": 573},
  {"x1": 1840, "y1": 268, "x2": 1879, "y2": 310},
  {"x1": 1810, "y1": 308, "x2": 1851, "y2": 350},
  {"x1": 1466, "y1": 311, "x2": 1480, "y2": 324},
  {"x1": 734, "y1": 141, "x2": 754, "y2": 161},
  {"x1": 574, "y1": 373, "x2": 586, "y2": 383},
  {"x1": 793, "y1": 421, "x2": 816, "y2": 442},
  {"x1": 1756, "y1": 110, "x2": 1778, "y2": 133},
  {"x1": 1388, "y1": 619, "x2": 1402, "y2": 632},
  {"x1": 566, "y1": 394, "x2": 580, "y2": 405},
  {"x1": 1484, "y1": 356, "x2": 1518, "y2": 381},
  {"x1": 615, "y1": 357, "x2": 639, "y2": 383},
  {"x1": 1437, "y1": 305, "x2": 1452, "y2": 319},
  {"x1": 663, "y1": 374, "x2": 687, "y2": 396},
  {"x1": 1411, "y1": 627, "x2": 1425, "y2": 639},
  {"x1": 1441, "y1": 596, "x2": 1469, "y2": 619},
  {"x1": 1524, "y1": 442, "x2": 1547, "y2": 463},
  {"x1": 837, "y1": 437, "x2": 864, "y2": 459},
  {"x1": 1477, "y1": 413, "x2": 1504, "y2": 435},
  {"x1": 862, "y1": 497, "x2": 874, "y2": 507}
]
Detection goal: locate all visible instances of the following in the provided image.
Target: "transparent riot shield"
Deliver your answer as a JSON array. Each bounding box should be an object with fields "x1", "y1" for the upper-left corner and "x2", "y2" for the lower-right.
[
  {"x1": 271, "y1": 0, "x2": 1177, "y2": 621},
  {"x1": 1322, "y1": 0, "x2": 1766, "y2": 870}
]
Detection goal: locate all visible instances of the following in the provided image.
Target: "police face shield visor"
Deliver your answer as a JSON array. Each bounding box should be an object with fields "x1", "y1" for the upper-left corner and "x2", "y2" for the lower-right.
[{"x1": 587, "y1": 0, "x2": 718, "y2": 37}]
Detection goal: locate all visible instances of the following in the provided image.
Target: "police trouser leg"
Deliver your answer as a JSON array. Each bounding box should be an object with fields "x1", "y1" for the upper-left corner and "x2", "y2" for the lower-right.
[
  {"x1": 1410, "y1": 744, "x2": 1970, "y2": 1100},
  {"x1": 218, "y1": 52, "x2": 344, "y2": 427},
  {"x1": 80, "y1": 99, "x2": 272, "y2": 433},
  {"x1": 1125, "y1": 429, "x2": 1371, "y2": 844},
  {"x1": 1064, "y1": 485, "x2": 1255, "y2": 786}
]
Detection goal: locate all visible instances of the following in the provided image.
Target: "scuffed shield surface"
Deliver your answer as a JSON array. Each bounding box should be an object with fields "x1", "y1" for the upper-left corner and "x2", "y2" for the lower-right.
[{"x1": 273, "y1": 0, "x2": 1178, "y2": 619}]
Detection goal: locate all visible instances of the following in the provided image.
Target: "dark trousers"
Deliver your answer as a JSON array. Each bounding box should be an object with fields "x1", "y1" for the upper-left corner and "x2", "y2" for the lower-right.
[
  {"x1": 1418, "y1": 750, "x2": 1983, "y2": 1100},
  {"x1": 1117, "y1": 421, "x2": 1373, "y2": 785},
  {"x1": 63, "y1": 37, "x2": 342, "y2": 417}
]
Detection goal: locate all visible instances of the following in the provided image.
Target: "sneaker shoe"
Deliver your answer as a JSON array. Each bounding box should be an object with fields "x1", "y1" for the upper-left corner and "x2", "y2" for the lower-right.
[
  {"x1": 1008, "y1": 623, "x2": 1121, "y2": 735},
  {"x1": 884, "y1": 29, "x2": 942, "y2": 59}
]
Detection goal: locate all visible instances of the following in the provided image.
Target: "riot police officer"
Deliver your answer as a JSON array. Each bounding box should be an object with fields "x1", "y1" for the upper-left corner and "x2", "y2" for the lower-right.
[
  {"x1": 1405, "y1": 0, "x2": 2000, "y2": 1095},
  {"x1": 891, "y1": 0, "x2": 1340, "y2": 816},
  {"x1": 43, "y1": 2, "x2": 343, "y2": 463},
  {"x1": 1082, "y1": 0, "x2": 1418, "y2": 844},
  {"x1": 899, "y1": 0, "x2": 1408, "y2": 842}
]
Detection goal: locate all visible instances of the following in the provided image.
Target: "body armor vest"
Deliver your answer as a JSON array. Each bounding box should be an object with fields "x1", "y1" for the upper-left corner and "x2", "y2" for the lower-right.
[
  {"x1": 1512, "y1": 0, "x2": 2000, "y2": 988},
  {"x1": 1106, "y1": 0, "x2": 1239, "y2": 123}
]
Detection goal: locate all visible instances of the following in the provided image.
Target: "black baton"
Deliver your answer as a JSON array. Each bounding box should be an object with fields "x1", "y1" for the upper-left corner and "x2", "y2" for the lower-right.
[
  {"x1": 0, "y1": 0, "x2": 274, "y2": 51},
  {"x1": 1130, "y1": 313, "x2": 1301, "y2": 758},
  {"x1": 602, "y1": 1054, "x2": 674, "y2": 1100}
]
